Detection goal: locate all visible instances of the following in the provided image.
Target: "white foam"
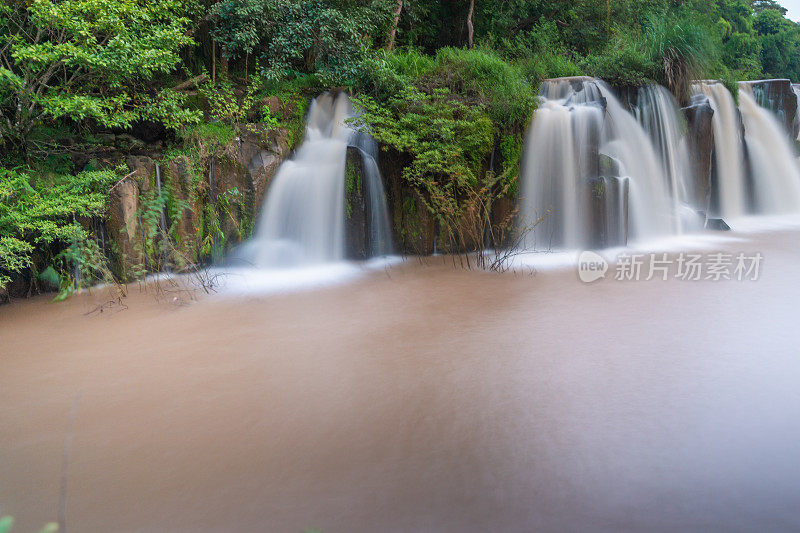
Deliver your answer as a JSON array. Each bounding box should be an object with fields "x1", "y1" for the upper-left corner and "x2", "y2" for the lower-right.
[{"x1": 210, "y1": 256, "x2": 403, "y2": 296}]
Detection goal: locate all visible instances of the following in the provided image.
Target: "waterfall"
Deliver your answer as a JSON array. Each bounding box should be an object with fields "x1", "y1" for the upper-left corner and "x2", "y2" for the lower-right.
[
  {"x1": 520, "y1": 78, "x2": 675, "y2": 250},
  {"x1": 599, "y1": 82, "x2": 676, "y2": 240},
  {"x1": 349, "y1": 132, "x2": 393, "y2": 258},
  {"x1": 245, "y1": 92, "x2": 392, "y2": 267},
  {"x1": 792, "y1": 84, "x2": 800, "y2": 142},
  {"x1": 693, "y1": 82, "x2": 748, "y2": 218},
  {"x1": 737, "y1": 85, "x2": 800, "y2": 214},
  {"x1": 634, "y1": 85, "x2": 693, "y2": 231}
]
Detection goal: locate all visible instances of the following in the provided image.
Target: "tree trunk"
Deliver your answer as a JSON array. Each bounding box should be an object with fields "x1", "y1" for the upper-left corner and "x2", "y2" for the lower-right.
[
  {"x1": 386, "y1": 0, "x2": 403, "y2": 51},
  {"x1": 219, "y1": 46, "x2": 229, "y2": 77},
  {"x1": 466, "y1": 0, "x2": 475, "y2": 49}
]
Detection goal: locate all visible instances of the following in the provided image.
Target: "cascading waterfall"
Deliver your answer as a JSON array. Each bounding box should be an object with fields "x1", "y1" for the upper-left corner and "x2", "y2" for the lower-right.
[
  {"x1": 634, "y1": 85, "x2": 694, "y2": 230},
  {"x1": 520, "y1": 78, "x2": 675, "y2": 249},
  {"x1": 792, "y1": 83, "x2": 800, "y2": 142},
  {"x1": 600, "y1": 82, "x2": 676, "y2": 239},
  {"x1": 737, "y1": 84, "x2": 800, "y2": 213},
  {"x1": 244, "y1": 91, "x2": 391, "y2": 267},
  {"x1": 351, "y1": 133, "x2": 393, "y2": 257},
  {"x1": 694, "y1": 81, "x2": 800, "y2": 217},
  {"x1": 693, "y1": 81, "x2": 748, "y2": 218},
  {"x1": 521, "y1": 79, "x2": 605, "y2": 248}
]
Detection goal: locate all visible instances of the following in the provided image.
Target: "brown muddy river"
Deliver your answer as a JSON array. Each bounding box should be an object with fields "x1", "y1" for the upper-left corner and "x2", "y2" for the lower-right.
[{"x1": 2, "y1": 228, "x2": 800, "y2": 532}]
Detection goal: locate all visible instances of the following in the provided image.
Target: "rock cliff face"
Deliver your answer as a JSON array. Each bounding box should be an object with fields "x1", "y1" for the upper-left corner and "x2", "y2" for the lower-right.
[
  {"x1": 739, "y1": 79, "x2": 799, "y2": 138},
  {"x1": 344, "y1": 147, "x2": 370, "y2": 259},
  {"x1": 379, "y1": 149, "x2": 437, "y2": 255},
  {"x1": 103, "y1": 124, "x2": 291, "y2": 276}
]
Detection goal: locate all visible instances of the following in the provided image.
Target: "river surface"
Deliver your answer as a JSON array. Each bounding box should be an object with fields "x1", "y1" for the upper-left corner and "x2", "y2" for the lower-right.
[{"x1": 2, "y1": 225, "x2": 800, "y2": 532}]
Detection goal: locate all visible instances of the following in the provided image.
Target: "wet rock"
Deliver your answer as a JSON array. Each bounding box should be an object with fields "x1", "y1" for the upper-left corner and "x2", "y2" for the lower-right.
[
  {"x1": 794, "y1": 83, "x2": 800, "y2": 140},
  {"x1": 210, "y1": 125, "x2": 291, "y2": 249},
  {"x1": 116, "y1": 134, "x2": 146, "y2": 152},
  {"x1": 344, "y1": 147, "x2": 368, "y2": 259},
  {"x1": 107, "y1": 177, "x2": 143, "y2": 274},
  {"x1": 705, "y1": 218, "x2": 731, "y2": 231},
  {"x1": 126, "y1": 155, "x2": 155, "y2": 193},
  {"x1": 165, "y1": 155, "x2": 203, "y2": 257},
  {"x1": 490, "y1": 196, "x2": 518, "y2": 249},
  {"x1": 682, "y1": 94, "x2": 715, "y2": 213},
  {"x1": 599, "y1": 154, "x2": 622, "y2": 177},
  {"x1": 739, "y1": 79, "x2": 798, "y2": 137},
  {"x1": 586, "y1": 176, "x2": 629, "y2": 248},
  {"x1": 379, "y1": 149, "x2": 435, "y2": 255},
  {"x1": 238, "y1": 125, "x2": 290, "y2": 206}
]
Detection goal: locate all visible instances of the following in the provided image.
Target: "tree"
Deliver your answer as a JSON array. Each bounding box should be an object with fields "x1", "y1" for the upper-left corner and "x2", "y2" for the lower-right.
[
  {"x1": 753, "y1": 0, "x2": 788, "y2": 15},
  {"x1": 387, "y1": 0, "x2": 403, "y2": 51},
  {"x1": 210, "y1": 0, "x2": 392, "y2": 84},
  {"x1": 0, "y1": 0, "x2": 200, "y2": 156},
  {"x1": 466, "y1": 0, "x2": 474, "y2": 49}
]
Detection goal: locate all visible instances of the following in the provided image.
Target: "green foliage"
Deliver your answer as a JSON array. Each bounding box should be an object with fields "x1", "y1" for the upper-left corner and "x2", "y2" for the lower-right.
[
  {"x1": 581, "y1": 38, "x2": 658, "y2": 88},
  {"x1": 722, "y1": 32, "x2": 764, "y2": 78},
  {"x1": 353, "y1": 86, "x2": 495, "y2": 249},
  {"x1": 580, "y1": 11, "x2": 715, "y2": 103},
  {"x1": 640, "y1": 14, "x2": 717, "y2": 103},
  {"x1": 361, "y1": 46, "x2": 535, "y2": 132},
  {"x1": 181, "y1": 122, "x2": 238, "y2": 149},
  {"x1": 426, "y1": 47, "x2": 535, "y2": 127},
  {"x1": 382, "y1": 48, "x2": 437, "y2": 80},
  {"x1": 0, "y1": 0, "x2": 200, "y2": 154},
  {"x1": 498, "y1": 132, "x2": 524, "y2": 197},
  {"x1": 200, "y1": 78, "x2": 255, "y2": 124},
  {"x1": 210, "y1": 0, "x2": 392, "y2": 85},
  {"x1": 484, "y1": 18, "x2": 582, "y2": 82},
  {"x1": 0, "y1": 166, "x2": 118, "y2": 293},
  {"x1": 355, "y1": 87, "x2": 494, "y2": 190}
]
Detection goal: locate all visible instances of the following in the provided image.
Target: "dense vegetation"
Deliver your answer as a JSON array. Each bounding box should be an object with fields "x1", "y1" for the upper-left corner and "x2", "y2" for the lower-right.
[{"x1": 2, "y1": 0, "x2": 800, "y2": 296}]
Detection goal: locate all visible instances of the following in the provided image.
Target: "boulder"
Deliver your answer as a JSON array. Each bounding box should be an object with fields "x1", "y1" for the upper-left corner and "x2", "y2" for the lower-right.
[
  {"x1": 599, "y1": 154, "x2": 622, "y2": 177},
  {"x1": 682, "y1": 94, "x2": 715, "y2": 214},
  {"x1": 211, "y1": 125, "x2": 291, "y2": 249},
  {"x1": 239, "y1": 125, "x2": 290, "y2": 206},
  {"x1": 705, "y1": 218, "x2": 731, "y2": 231}
]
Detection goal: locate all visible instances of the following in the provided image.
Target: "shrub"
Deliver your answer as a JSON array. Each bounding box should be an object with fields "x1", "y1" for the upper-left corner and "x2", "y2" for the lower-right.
[
  {"x1": 424, "y1": 47, "x2": 535, "y2": 129},
  {"x1": 353, "y1": 87, "x2": 496, "y2": 253},
  {"x1": 0, "y1": 167, "x2": 119, "y2": 295},
  {"x1": 580, "y1": 39, "x2": 658, "y2": 89},
  {"x1": 640, "y1": 14, "x2": 717, "y2": 104}
]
